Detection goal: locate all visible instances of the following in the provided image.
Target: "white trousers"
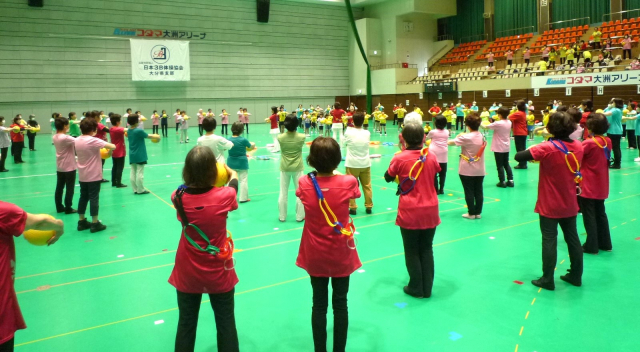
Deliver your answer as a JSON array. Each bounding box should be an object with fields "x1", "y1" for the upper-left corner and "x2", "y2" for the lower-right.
[
  {"x1": 279, "y1": 171, "x2": 305, "y2": 221},
  {"x1": 270, "y1": 128, "x2": 280, "y2": 152},
  {"x1": 180, "y1": 129, "x2": 188, "y2": 142},
  {"x1": 236, "y1": 169, "x2": 249, "y2": 201},
  {"x1": 332, "y1": 123, "x2": 344, "y2": 147},
  {"x1": 130, "y1": 164, "x2": 145, "y2": 193}
]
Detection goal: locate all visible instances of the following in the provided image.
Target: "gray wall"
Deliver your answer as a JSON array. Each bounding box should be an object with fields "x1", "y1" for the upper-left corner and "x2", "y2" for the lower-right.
[{"x1": 0, "y1": 0, "x2": 352, "y2": 132}]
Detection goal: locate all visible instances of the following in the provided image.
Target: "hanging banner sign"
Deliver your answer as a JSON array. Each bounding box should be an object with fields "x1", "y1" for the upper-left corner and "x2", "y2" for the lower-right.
[
  {"x1": 115, "y1": 28, "x2": 206, "y2": 40},
  {"x1": 531, "y1": 73, "x2": 640, "y2": 89},
  {"x1": 130, "y1": 39, "x2": 190, "y2": 81}
]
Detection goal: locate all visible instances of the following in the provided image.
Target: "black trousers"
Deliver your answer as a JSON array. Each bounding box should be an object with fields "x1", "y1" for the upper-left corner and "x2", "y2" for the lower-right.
[
  {"x1": 539, "y1": 215, "x2": 583, "y2": 280},
  {"x1": 244, "y1": 123, "x2": 249, "y2": 134},
  {"x1": 176, "y1": 123, "x2": 180, "y2": 132},
  {"x1": 198, "y1": 124, "x2": 203, "y2": 136},
  {"x1": 11, "y1": 141, "x2": 24, "y2": 163},
  {"x1": 623, "y1": 49, "x2": 632, "y2": 60},
  {"x1": 488, "y1": 62, "x2": 494, "y2": 67},
  {"x1": 27, "y1": 132, "x2": 36, "y2": 150},
  {"x1": 607, "y1": 134, "x2": 622, "y2": 167},
  {"x1": 627, "y1": 129, "x2": 637, "y2": 148},
  {"x1": 400, "y1": 227, "x2": 436, "y2": 298},
  {"x1": 0, "y1": 337, "x2": 13, "y2": 352},
  {"x1": 459, "y1": 175, "x2": 484, "y2": 215},
  {"x1": 494, "y1": 152, "x2": 513, "y2": 182},
  {"x1": 0, "y1": 147, "x2": 7, "y2": 170},
  {"x1": 112, "y1": 157, "x2": 125, "y2": 187},
  {"x1": 221, "y1": 124, "x2": 228, "y2": 135},
  {"x1": 310, "y1": 276, "x2": 350, "y2": 352},
  {"x1": 525, "y1": 59, "x2": 530, "y2": 64},
  {"x1": 175, "y1": 289, "x2": 239, "y2": 352},
  {"x1": 393, "y1": 113, "x2": 397, "y2": 125},
  {"x1": 508, "y1": 59, "x2": 513, "y2": 66},
  {"x1": 55, "y1": 170, "x2": 76, "y2": 212},
  {"x1": 593, "y1": 42, "x2": 601, "y2": 49},
  {"x1": 434, "y1": 162, "x2": 447, "y2": 191},
  {"x1": 455, "y1": 116, "x2": 464, "y2": 130},
  {"x1": 578, "y1": 197, "x2": 612, "y2": 253},
  {"x1": 161, "y1": 122, "x2": 169, "y2": 137},
  {"x1": 514, "y1": 136, "x2": 527, "y2": 168},
  {"x1": 78, "y1": 181, "x2": 101, "y2": 217},
  {"x1": 152, "y1": 125, "x2": 159, "y2": 134}
]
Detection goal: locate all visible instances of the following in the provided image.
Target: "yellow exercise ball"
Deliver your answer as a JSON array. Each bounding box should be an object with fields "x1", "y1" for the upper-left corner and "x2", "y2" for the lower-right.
[
  {"x1": 151, "y1": 137, "x2": 160, "y2": 143},
  {"x1": 23, "y1": 215, "x2": 56, "y2": 246},
  {"x1": 214, "y1": 163, "x2": 229, "y2": 187},
  {"x1": 100, "y1": 148, "x2": 111, "y2": 160}
]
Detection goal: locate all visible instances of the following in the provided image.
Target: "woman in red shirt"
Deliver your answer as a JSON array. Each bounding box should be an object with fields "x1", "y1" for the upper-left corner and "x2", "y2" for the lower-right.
[
  {"x1": 296, "y1": 137, "x2": 361, "y2": 352},
  {"x1": 169, "y1": 146, "x2": 240, "y2": 352},
  {"x1": 9, "y1": 116, "x2": 27, "y2": 164},
  {"x1": 579, "y1": 114, "x2": 612, "y2": 254},
  {"x1": 384, "y1": 123, "x2": 441, "y2": 298},
  {"x1": 330, "y1": 102, "x2": 347, "y2": 147},
  {"x1": 509, "y1": 100, "x2": 529, "y2": 169},
  {"x1": 515, "y1": 112, "x2": 584, "y2": 291},
  {"x1": 579, "y1": 100, "x2": 594, "y2": 140}
]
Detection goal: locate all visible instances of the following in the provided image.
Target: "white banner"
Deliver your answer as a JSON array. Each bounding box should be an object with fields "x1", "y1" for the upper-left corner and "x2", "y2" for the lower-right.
[
  {"x1": 130, "y1": 39, "x2": 190, "y2": 81},
  {"x1": 531, "y1": 72, "x2": 640, "y2": 89}
]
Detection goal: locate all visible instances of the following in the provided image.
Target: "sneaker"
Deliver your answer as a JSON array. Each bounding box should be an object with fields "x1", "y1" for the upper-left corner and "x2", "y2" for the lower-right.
[
  {"x1": 438, "y1": 189, "x2": 445, "y2": 194},
  {"x1": 403, "y1": 286, "x2": 423, "y2": 299},
  {"x1": 116, "y1": 184, "x2": 128, "y2": 188},
  {"x1": 101, "y1": 179, "x2": 109, "y2": 183},
  {"x1": 0, "y1": 169, "x2": 8, "y2": 172},
  {"x1": 240, "y1": 199, "x2": 251, "y2": 203},
  {"x1": 65, "y1": 208, "x2": 78, "y2": 214},
  {"x1": 349, "y1": 209, "x2": 357, "y2": 215},
  {"x1": 531, "y1": 277, "x2": 555, "y2": 291},
  {"x1": 138, "y1": 190, "x2": 150, "y2": 195},
  {"x1": 630, "y1": 147, "x2": 636, "y2": 150},
  {"x1": 609, "y1": 165, "x2": 621, "y2": 169},
  {"x1": 77, "y1": 219, "x2": 91, "y2": 231},
  {"x1": 366, "y1": 208, "x2": 372, "y2": 214},
  {"x1": 560, "y1": 274, "x2": 582, "y2": 287},
  {"x1": 296, "y1": 218, "x2": 305, "y2": 222},
  {"x1": 496, "y1": 181, "x2": 507, "y2": 188},
  {"x1": 279, "y1": 219, "x2": 285, "y2": 222},
  {"x1": 634, "y1": 157, "x2": 640, "y2": 162},
  {"x1": 507, "y1": 180, "x2": 515, "y2": 187},
  {"x1": 90, "y1": 221, "x2": 107, "y2": 233},
  {"x1": 462, "y1": 213, "x2": 476, "y2": 219},
  {"x1": 514, "y1": 165, "x2": 527, "y2": 169}
]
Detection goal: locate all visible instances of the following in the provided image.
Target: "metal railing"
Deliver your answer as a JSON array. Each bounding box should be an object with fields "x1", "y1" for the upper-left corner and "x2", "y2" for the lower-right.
[
  {"x1": 495, "y1": 26, "x2": 535, "y2": 39},
  {"x1": 370, "y1": 63, "x2": 418, "y2": 70},
  {"x1": 427, "y1": 43, "x2": 455, "y2": 68},
  {"x1": 436, "y1": 34, "x2": 454, "y2": 42},
  {"x1": 547, "y1": 17, "x2": 590, "y2": 31},
  {"x1": 457, "y1": 33, "x2": 488, "y2": 44},
  {"x1": 602, "y1": 9, "x2": 640, "y2": 22}
]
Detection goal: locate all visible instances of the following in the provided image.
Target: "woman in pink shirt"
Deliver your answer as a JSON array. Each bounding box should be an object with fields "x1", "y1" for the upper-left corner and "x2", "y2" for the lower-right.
[
  {"x1": 622, "y1": 34, "x2": 633, "y2": 60},
  {"x1": 197, "y1": 109, "x2": 205, "y2": 136},
  {"x1": 483, "y1": 107, "x2": 514, "y2": 188},
  {"x1": 219, "y1": 109, "x2": 229, "y2": 135},
  {"x1": 52, "y1": 117, "x2": 78, "y2": 214},
  {"x1": 242, "y1": 108, "x2": 251, "y2": 134},
  {"x1": 385, "y1": 123, "x2": 441, "y2": 299},
  {"x1": 506, "y1": 49, "x2": 514, "y2": 66},
  {"x1": 448, "y1": 113, "x2": 486, "y2": 219},
  {"x1": 425, "y1": 115, "x2": 450, "y2": 194},
  {"x1": 151, "y1": 110, "x2": 160, "y2": 135},
  {"x1": 487, "y1": 51, "x2": 494, "y2": 67},
  {"x1": 542, "y1": 46, "x2": 550, "y2": 62},
  {"x1": 524, "y1": 47, "x2": 532, "y2": 65},
  {"x1": 296, "y1": 137, "x2": 361, "y2": 352}
]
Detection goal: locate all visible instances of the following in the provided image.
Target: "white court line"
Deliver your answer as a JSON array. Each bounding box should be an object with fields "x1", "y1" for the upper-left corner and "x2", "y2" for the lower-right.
[{"x1": 0, "y1": 162, "x2": 185, "y2": 180}]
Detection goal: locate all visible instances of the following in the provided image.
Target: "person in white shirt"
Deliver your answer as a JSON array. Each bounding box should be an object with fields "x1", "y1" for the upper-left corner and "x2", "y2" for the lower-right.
[
  {"x1": 173, "y1": 109, "x2": 181, "y2": 134},
  {"x1": 344, "y1": 111, "x2": 373, "y2": 215},
  {"x1": 0, "y1": 116, "x2": 12, "y2": 172},
  {"x1": 197, "y1": 117, "x2": 233, "y2": 164}
]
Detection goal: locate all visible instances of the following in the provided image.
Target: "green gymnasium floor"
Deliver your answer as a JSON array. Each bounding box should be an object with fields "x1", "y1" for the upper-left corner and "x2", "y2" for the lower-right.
[{"x1": 3, "y1": 126, "x2": 640, "y2": 352}]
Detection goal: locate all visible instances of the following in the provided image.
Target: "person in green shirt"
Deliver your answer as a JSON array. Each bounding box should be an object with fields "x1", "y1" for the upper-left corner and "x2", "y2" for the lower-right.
[
  {"x1": 227, "y1": 121, "x2": 256, "y2": 202},
  {"x1": 127, "y1": 114, "x2": 160, "y2": 195},
  {"x1": 593, "y1": 27, "x2": 602, "y2": 49},
  {"x1": 68, "y1": 112, "x2": 81, "y2": 137},
  {"x1": 276, "y1": 114, "x2": 306, "y2": 222}
]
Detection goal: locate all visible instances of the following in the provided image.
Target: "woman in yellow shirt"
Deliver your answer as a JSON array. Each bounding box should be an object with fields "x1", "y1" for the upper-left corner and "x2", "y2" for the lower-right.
[{"x1": 593, "y1": 27, "x2": 602, "y2": 49}]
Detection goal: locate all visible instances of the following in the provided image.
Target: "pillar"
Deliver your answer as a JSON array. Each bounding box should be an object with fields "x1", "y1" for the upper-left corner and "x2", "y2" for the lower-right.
[
  {"x1": 538, "y1": 0, "x2": 550, "y2": 32},
  {"x1": 484, "y1": 0, "x2": 495, "y2": 41},
  {"x1": 610, "y1": 0, "x2": 623, "y2": 21}
]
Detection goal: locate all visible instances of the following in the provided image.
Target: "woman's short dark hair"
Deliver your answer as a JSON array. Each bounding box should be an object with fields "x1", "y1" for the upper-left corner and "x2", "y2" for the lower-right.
[
  {"x1": 611, "y1": 98, "x2": 624, "y2": 109},
  {"x1": 271, "y1": 106, "x2": 278, "y2": 115},
  {"x1": 203, "y1": 117, "x2": 217, "y2": 132},
  {"x1": 556, "y1": 105, "x2": 568, "y2": 112},
  {"x1": 546, "y1": 112, "x2": 576, "y2": 139},
  {"x1": 80, "y1": 118, "x2": 98, "y2": 135},
  {"x1": 401, "y1": 123, "x2": 425, "y2": 148},
  {"x1": 352, "y1": 112, "x2": 365, "y2": 127},
  {"x1": 307, "y1": 137, "x2": 342, "y2": 174},
  {"x1": 0, "y1": 116, "x2": 4, "y2": 124},
  {"x1": 434, "y1": 115, "x2": 447, "y2": 129},
  {"x1": 581, "y1": 99, "x2": 593, "y2": 112},
  {"x1": 497, "y1": 107, "x2": 511, "y2": 119},
  {"x1": 516, "y1": 100, "x2": 527, "y2": 112},
  {"x1": 13, "y1": 116, "x2": 21, "y2": 124},
  {"x1": 464, "y1": 112, "x2": 482, "y2": 131},
  {"x1": 54, "y1": 117, "x2": 69, "y2": 131},
  {"x1": 566, "y1": 108, "x2": 582, "y2": 124},
  {"x1": 183, "y1": 146, "x2": 217, "y2": 188},
  {"x1": 284, "y1": 114, "x2": 298, "y2": 132},
  {"x1": 231, "y1": 121, "x2": 244, "y2": 135},
  {"x1": 334, "y1": 102, "x2": 341, "y2": 110},
  {"x1": 586, "y1": 113, "x2": 609, "y2": 135},
  {"x1": 110, "y1": 114, "x2": 121, "y2": 126},
  {"x1": 127, "y1": 114, "x2": 139, "y2": 126}
]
